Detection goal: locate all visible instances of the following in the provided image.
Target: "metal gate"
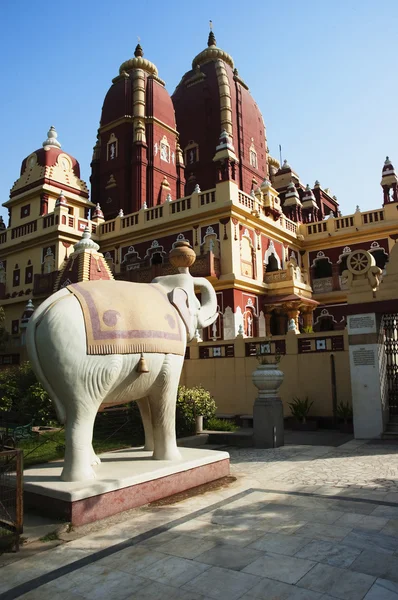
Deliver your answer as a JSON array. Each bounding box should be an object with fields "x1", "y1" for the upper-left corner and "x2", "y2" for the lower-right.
[
  {"x1": 383, "y1": 314, "x2": 398, "y2": 415},
  {"x1": 0, "y1": 448, "x2": 23, "y2": 551}
]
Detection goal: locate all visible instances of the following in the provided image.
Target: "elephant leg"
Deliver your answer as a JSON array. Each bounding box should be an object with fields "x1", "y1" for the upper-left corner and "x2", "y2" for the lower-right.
[
  {"x1": 137, "y1": 398, "x2": 154, "y2": 452},
  {"x1": 148, "y1": 354, "x2": 183, "y2": 461},
  {"x1": 61, "y1": 407, "x2": 98, "y2": 482}
]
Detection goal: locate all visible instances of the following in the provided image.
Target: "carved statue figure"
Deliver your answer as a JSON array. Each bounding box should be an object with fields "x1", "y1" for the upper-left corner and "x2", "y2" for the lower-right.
[{"x1": 26, "y1": 243, "x2": 217, "y2": 482}]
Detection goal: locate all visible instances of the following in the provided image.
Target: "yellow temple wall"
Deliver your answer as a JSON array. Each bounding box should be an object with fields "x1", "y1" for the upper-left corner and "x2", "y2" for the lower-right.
[{"x1": 181, "y1": 330, "x2": 351, "y2": 418}]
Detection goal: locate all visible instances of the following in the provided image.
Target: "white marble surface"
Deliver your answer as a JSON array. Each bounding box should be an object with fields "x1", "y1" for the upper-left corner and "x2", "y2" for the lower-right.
[{"x1": 23, "y1": 446, "x2": 230, "y2": 502}]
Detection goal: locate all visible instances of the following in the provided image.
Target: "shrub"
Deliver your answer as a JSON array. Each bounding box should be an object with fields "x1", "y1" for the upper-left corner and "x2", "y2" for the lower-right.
[
  {"x1": 287, "y1": 396, "x2": 314, "y2": 424},
  {"x1": 176, "y1": 385, "x2": 216, "y2": 436},
  {"x1": 0, "y1": 362, "x2": 56, "y2": 426},
  {"x1": 206, "y1": 417, "x2": 238, "y2": 432}
]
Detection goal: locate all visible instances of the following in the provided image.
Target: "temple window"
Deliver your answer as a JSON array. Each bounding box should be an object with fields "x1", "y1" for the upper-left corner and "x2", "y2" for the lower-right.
[
  {"x1": 13, "y1": 266, "x2": 20, "y2": 287},
  {"x1": 160, "y1": 136, "x2": 170, "y2": 163},
  {"x1": 185, "y1": 141, "x2": 199, "y2": 165},
  {"x1": 25, "y1": 263, "x2": 33, "y2": 284},
  {"x1": 107, "y1": 133, "x2": 118, "y2": 161},
  {"x1": 151, "y1": 252, "x2": 163, "y2": 266},
  {"x1": 370, "y1": 248, "x2": 388, "y2": 270},
  {"x1": 20, "y1": 204, "x2": 30, "y2": 219},
  {"x1": 313, "y1": 257, "x2": 332, "y2": 278},
  {"x1": 11, "y1": 320, "x2": 19, "y2": 335},
  {"x1": 266, "y1": 253, "x2": 279, "y2": 273}
]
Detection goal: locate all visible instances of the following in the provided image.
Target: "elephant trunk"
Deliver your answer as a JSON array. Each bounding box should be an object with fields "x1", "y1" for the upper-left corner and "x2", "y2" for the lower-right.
[{"x1": 194, "y1": 277, "x2": 218, "y2": 329}]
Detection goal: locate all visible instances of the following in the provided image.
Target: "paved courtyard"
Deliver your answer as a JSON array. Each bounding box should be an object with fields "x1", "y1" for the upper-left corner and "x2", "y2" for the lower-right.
[{"x1": 3, "y1": 438, "x2": 398, "y2": 599}]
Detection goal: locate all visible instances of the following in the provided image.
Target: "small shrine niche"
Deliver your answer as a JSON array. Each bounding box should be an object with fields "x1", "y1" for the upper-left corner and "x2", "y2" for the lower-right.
[
  {"x1": 43, "y1": 248, "x2": 56, "y2": 274},
  {"x1": 264, "y1": 239, "x2": 281, "y2": 273},
  {"x1": 184, "y1": 141, "x2": 199, "y2": 165},
  {"x1": 107, "y1": 133, "x2": 118, "y2": 161},
  {"x1": 243, "y1": 297, "x2": 257, "y2": 338},
  {"x1": 201, "y1": 226, "x2": 220, "y2": 258},
  {"x1": 240, "y1": 229, "x2": 255, "y2": 278},
  {"x1": 160, "y1": 136, "x2": 171, "y2": 163},
  {"x1": 249, "y1": 139, "x2": 258, "y2": 169}
]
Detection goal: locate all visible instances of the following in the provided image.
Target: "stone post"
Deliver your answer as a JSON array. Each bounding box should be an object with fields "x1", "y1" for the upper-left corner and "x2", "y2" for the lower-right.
[
  {"x1": 252, "y1": 363, "x2": 284, "y2": 448},
  {"x1": 347, "y1": 312, "x2": 388, "y2": 438}
]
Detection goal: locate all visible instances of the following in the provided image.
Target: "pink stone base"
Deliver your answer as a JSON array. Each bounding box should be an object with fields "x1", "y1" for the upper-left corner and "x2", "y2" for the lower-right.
[{"x1": 24, "y1": 458, "x2": 230, "y2": 526}]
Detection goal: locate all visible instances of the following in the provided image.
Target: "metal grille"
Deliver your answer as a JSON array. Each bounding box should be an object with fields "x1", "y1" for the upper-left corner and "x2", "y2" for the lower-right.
[
  {"x1": 0, "y1": 449, "x2": 23, "y2": 551},
  {"x1": 384, "y1": 314, "x2": 398, "y2": 415}
]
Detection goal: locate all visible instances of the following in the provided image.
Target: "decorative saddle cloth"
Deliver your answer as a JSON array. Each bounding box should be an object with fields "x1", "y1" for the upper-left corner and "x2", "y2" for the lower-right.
[{"x1": 67, "y1": 281, "x2": 185, "y2": 356}]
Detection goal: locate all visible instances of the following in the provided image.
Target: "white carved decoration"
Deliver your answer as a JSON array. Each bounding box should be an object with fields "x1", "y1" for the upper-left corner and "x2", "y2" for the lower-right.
[
  {"x1": 223, "y1": 306, "x2": 235, "y2": 340},
  {"x1": 264, "y1": 239, "x2": 281, "y2": 269},
  {"x1": 258, "y1": 311, "x2": 266, "y2": 337}
]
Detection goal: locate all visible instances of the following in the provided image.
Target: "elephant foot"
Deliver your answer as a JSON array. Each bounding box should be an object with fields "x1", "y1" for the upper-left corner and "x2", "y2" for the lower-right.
[
  {"x1": 143, "y1": 443, "x2": 154, "y2": 452},
  {"x1": 152, "y1": 447, "x2": 181, "y2": 461},
  {"x1": 91, "y1": 453, "x2": 101, "y2": 466},
  {"x1": 61, "y1": 465, "x2": 97, "y2": 482}
]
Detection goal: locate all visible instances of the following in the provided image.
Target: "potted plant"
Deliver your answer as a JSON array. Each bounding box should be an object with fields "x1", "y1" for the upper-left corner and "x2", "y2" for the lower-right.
[
  {"x1": 287, "y1": 396, "x2": 317, "y2": 431},
  {"x1": 336, "y1": 401, "x2": 353, "y2": 433}
]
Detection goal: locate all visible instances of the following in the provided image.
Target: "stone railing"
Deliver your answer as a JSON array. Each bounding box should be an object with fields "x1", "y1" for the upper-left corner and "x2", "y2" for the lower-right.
[{"x1": 304, "y1": 207, "x2": 386, "y2": 238}]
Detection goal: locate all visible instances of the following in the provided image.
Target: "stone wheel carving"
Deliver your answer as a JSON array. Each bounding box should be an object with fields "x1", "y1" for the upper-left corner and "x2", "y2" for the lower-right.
[{"x1": 347, "y1": 250, "x2": 373, "y2": 275}]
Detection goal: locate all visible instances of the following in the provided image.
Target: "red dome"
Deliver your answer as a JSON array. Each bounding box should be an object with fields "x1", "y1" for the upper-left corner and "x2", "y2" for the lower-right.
[
  {"x1": 21, "y1": 147, "x2": 81, "y2": 178},
  {"x1": 91, "y1": 45, "x2": 183, "y2": 218},
  {"x1": 172, "y1": 31, "x2": 268, "y2": 194}
]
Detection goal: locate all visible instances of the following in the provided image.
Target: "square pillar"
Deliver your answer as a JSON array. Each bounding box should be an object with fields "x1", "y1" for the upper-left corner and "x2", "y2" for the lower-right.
[{"x1": 348, "y1": 313, "x2": 389, "y2": 438}]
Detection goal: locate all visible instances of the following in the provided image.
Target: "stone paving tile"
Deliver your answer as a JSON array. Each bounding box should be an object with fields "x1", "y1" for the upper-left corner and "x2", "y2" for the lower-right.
[
  {"x1": 381, "y1": 520, "x2": 398, "y2": 537},
  {"x1": 238, "y1": 577, "x2": 323, "y2": 599},
  {"x1": 100, "y1": 547, "x2": 168, "y2": 574},
  {"x1": 293, "y1": 521, "x2": 353, "y2": 541},
  {"x1": 69, "y1": 570, "x2": 149, "y2": 600},
  {"x1": 19, "y1": 586, "x2": 85, "y2": 600},
  {"x1": 343, "y1": 529, "x2": 398, "y2": 554},
  {"x1": 243, "y1": 552, "x2": 316, "y2": 584},
  {"x1": 356, "y1": 516, "x2": 391, "y2": 532},
  {"x1": 172, "y1": 519, "x2": 265, "y2": 547},
  {"x1": 267, "y1": 520, "x2": 309, "y2": 535},
  {"x1": 364, "y1": 579, "x2": 398, "y2": 599},
  {"x1": 297, "y1": 562, "x2": 375, "y2": 600},
  {"x1": 142, "y1": 556, "x2": 210, "y2": 587},
  {"x1": 248, "y1": 532, "x2": 311, "y2": 556},
  {"x1": 194, "y1": 545, "x2": 264, "y2": 571},
  {"x1": 350, "y1": 550, "x2": 398, "y2": 583},
  {"x1": 126, "y1": 580, "x2": 210, "y2": 600},
  {"x1": 152, "y1": 534, "x2": 217, "y2": 560},
  {"x1": 295, "y1": 539, "x2": 361, "y2": 568},
  {"x1": 182, "y1": 566, "x2": 262, "y2": 600},
  {"x1": 372, "y1": 506, "x2": 398, "y2": 519},
  {"x1": 293, "y1": 508, "x2": 344, "y2": 524}
]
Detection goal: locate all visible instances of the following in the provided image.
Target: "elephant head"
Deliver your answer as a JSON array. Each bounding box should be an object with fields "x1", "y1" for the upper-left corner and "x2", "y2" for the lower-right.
[{"x1": 152, "y1": 273, "x2": 218, "y2": 341}]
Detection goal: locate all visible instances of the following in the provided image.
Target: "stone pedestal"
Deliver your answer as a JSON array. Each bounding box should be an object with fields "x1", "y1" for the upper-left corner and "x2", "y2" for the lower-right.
[
  {"x1": 252, "y1": 363, "x2": 284, "y2": 448},
  {"x1": 22, "y1": 446, "x2": 230, "y2": 526}
]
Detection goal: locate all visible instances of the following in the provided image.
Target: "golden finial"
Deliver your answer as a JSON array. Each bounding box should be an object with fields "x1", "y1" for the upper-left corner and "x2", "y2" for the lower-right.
[{"x1": 208, "y1": 21, "x2": 216, "y2": 47}]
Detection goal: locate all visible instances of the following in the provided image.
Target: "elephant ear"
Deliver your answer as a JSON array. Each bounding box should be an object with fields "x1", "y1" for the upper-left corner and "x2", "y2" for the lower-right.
[{"x1": 168, "y1": 288, "x2": 191, "y2": 335}]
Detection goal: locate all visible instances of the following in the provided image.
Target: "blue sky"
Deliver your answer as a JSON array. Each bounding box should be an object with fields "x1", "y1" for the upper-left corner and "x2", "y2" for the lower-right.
[{"x1": 1, "y1": 0, "x2": 397, "y2": 220}]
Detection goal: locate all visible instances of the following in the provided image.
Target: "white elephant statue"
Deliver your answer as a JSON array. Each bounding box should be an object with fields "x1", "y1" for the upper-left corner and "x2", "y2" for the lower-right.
[{"x1": 26, "y1": 245, "x2": 217, "y2": 482}]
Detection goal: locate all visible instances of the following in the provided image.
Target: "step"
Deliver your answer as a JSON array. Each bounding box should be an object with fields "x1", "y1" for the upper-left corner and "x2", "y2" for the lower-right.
[
  {"x1": 206, "y1": 428, "x2": 254, "y2": 448},
  {"x1": 386, "y1": 423, "x2": 398, "y2": 432}
]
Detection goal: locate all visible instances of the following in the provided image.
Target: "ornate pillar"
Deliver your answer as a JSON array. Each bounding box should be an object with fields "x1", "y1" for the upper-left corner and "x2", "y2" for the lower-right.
[
  {"x1": 264, "y1": 311, "x2": 272, "y2": 336},
  {"x1": 301, "y1": 308, "x2": 314, "y2": 331},
  {"x1": 286, "y1": 308, "x2": 300, "y2": 332}
]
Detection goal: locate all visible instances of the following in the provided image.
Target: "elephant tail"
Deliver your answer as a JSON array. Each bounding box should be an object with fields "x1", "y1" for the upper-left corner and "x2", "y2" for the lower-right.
[{"x1": 26, "y1": 289, "x2": 70, "y2": 424}]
